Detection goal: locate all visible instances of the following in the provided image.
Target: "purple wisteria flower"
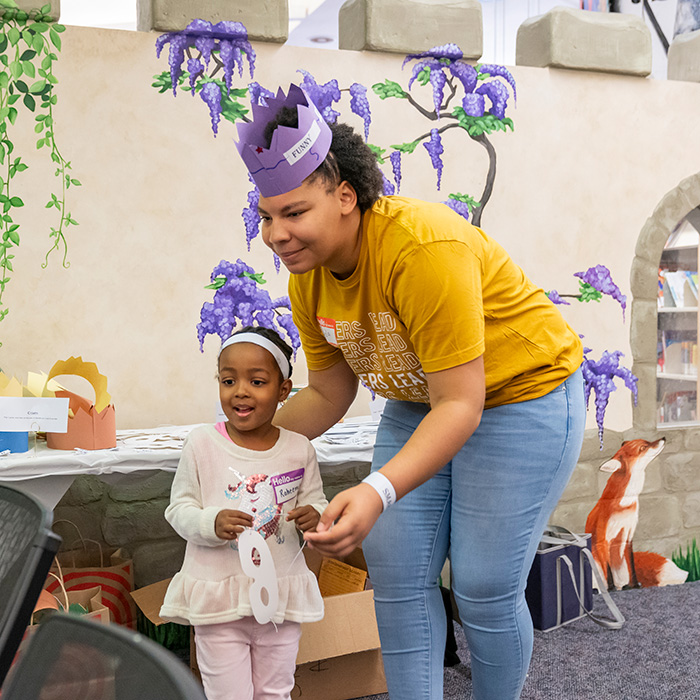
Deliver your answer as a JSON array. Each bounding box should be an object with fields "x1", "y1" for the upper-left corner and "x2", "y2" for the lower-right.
[
  {"x1": 475, "y1": 80, "x2": 509, "y2": 120},
  {"x1": 403, "y1": 43, "x2": 464, "y2": 65},
  {"x1": 390, "y1": 151, "x2": 402, "y2": 193},
  {"x1": 445, "y1": 198, "x2": 471, "y2": 221},
  {"x1": 574, "y1": 265, "x2": 627, "y2": 319},
  {"x1": 197, "y1": 258, "x2": 300, "y2": 354},
  {"x1": 200, "y1": 82, "x2": 222, "y2": 135},
  {"x1": 241, "y1": 176, "x2": 261, "y2": 249},
  {"x1": 297, "y1": 69, "x2": 341, "y2": 123},
  {"x1": 581, "y1": 350, "x2": 638, "y2": 448},
  {"x1": 546, "y1": 290, "x2": 571, "y2": 306},
  {"x1": 478, "y1": 64, "x2": 518, "y2": 102},
  {"x1": 349, "y1": 82, "x2": 371, "y2": 139},
  {"x1": 155, "y1": 19, "x2": 256, "y2": 97},
  {"x1": 423, "y1": 128, "x2": 444, "y2": 190},
  {"x1": 187, "y1": 58, "x2": 204, "y2": 93},
  {"x1": 248, "y1": 81, "x2": 275, "y2": 106},
  {"x1": 382, "y1": 173, "x2": 396, "y2": 196}
]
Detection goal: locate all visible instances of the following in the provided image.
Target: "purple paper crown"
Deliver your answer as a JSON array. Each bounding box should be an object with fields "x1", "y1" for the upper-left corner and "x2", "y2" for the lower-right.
[{"x1": 236, "y1": 84, "x2": 332, "y2": 197}]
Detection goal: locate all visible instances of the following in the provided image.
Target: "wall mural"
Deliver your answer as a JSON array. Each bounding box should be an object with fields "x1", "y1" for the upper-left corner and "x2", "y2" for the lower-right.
[
  {"x1": 0, "y1": 1, "x2": 78, "y2": 340},
  {"x1": 152, "y1": 18, "x2": 695, "y2": 589}
]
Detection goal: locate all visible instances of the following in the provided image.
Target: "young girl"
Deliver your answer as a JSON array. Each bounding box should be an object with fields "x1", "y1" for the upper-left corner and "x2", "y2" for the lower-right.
[{"x1": 160, "y1": 326, "x2": 327, "y2": 700}]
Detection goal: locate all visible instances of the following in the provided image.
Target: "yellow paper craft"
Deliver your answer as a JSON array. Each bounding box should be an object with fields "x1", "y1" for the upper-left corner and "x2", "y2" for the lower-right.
[
  {"x1": 45, "y1": 357, "x2": 116, "y2": 451},
  {"x1": 0, "y1": 372, "x2": 24, "y2": 397},
  {"x1": 24, "y1": 371, "x2": 64, "y2": 398}
]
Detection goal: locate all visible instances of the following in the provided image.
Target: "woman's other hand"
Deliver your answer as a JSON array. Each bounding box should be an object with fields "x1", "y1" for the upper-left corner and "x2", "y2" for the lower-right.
[{"x1": 303, "y1": 484, "x2": 383, "y2": 558}]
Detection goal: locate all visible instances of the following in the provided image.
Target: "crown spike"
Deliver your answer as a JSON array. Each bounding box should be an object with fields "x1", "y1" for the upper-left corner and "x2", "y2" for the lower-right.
[{"x1": 236, "y1": 84, "x2": 332, "y2": 197}]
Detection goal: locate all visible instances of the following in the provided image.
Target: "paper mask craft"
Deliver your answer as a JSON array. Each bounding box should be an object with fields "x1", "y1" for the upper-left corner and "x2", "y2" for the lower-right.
[
  {"x1": 235, "y1": 83, "x2": 332, "y2": 197},
  {"x1": 45, "y1": 357, "x2": 116, "y2": 450}
]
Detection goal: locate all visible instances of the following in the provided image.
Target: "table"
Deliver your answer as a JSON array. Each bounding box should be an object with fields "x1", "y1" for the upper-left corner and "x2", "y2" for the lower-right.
[{"x1": 0, "y1": 420, "x2": 378, "y2": 509}]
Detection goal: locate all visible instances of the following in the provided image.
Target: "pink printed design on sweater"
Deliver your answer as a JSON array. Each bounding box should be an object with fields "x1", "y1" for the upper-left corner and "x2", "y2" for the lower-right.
[{"x1": 226, "y1": 471, "x2": 284, "y2": 543}]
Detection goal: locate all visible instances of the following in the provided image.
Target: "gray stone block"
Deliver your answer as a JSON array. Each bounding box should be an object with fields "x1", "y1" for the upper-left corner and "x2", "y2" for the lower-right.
[
  {"x1": 108, "y1": 471, "x2": 174, "y2": 502},
  {"x1": 137, "y1": 0, "x2": 288, "y2": 43},
  {"x1": 635, "y1": 494, "x2": 683, "y2": 541},
  {"x1": 682, "y1": 492, "x2": 700, "y2": 529},
  {"x1": 103, "y1": 499, "x2": 174, "y2": 546},
  {"x1": 668, "y1": 28, "x2": 700, "y2": 82},
  {"x1": 516, "y1": 7, "x2": 651, "y2": 77},
  {"x1": 630, "y1": 256, "x2": 662, "y2": 303},
  {"x1": 578, "y1": 428, "x2": 623, "y2": 462},
  {"x1": 58, "y1": 475, "x2": 106, "y2": 506},
  {"x1": 52, "y1": 506, "x2": 105, "y2": 547},
  {"x1": 630, "y1": 300, "x2": 658, "y2": 363},
  {"x1": 560, "y1": 462, "x2": 598, "y2": 502},
  {"x1": 663, "y1": 452, "x2": 700, "y2": 492},
  {"x1": 11, "y1": 0, "x2": 60, "y2": 21},
  {"x1": 684, "y1": 427, "x2": 700, "y2": 451},
  {"x1": 339, "y1": 0, "x2": 483, "y2": 58},
  {"x1": 133, "y1": 538, "x2": 186, "y2": 588},
  {"x1": 548, "y1": 501, "x2": 595, "y2": 533}
]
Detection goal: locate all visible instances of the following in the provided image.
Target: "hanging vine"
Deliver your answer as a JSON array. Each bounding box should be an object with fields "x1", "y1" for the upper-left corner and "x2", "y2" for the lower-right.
[{"x1": 0, "y1": 0, "x2": 79, "y2": 330}]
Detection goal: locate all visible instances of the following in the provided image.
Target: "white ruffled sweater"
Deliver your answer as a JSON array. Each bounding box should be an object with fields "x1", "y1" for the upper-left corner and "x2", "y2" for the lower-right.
[{"x1": 160, "y1": 424, "x2": 327, "y2": 626}]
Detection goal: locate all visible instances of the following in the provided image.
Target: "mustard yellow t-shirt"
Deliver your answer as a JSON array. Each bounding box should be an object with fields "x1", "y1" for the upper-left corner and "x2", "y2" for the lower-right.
[{"x1": 288, "y1": 196, "x2": 582, "y2": 408}]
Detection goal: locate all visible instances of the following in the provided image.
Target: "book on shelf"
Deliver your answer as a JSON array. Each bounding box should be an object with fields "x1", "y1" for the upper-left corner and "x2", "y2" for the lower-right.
[
  {"x1": 658, "y1": 389, "x2": 697, "y2": 424},
  {"x1": 658, "y1": 334, "x2": 698, "y2": 376},
  {"x1": 660, "y1": 270, "x2": 698, "y2": 308}
]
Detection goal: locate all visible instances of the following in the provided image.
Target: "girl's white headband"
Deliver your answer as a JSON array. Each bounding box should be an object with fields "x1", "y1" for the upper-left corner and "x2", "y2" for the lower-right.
[{"x1": 219, "y1": 333, "x2": 292, "y2": 380}]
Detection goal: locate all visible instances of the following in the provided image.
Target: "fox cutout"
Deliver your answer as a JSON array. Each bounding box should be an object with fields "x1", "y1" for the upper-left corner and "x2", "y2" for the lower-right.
[{"x1": 585, "y1": 437, "x2": 687, "y2": 590}]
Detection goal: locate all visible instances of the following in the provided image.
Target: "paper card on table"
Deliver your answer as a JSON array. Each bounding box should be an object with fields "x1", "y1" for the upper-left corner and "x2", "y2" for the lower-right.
[
  {"x1": 0, "y1": 396, "x2": 69, "y2": 432},
  {"x1": 318, "y1": 557, "x2": 368, "y2": 597}
]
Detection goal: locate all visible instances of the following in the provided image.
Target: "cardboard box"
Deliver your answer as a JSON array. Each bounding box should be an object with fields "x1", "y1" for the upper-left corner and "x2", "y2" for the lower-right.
[{"x1": 131, "y1": 548, "x2": 387, "y2": 700}]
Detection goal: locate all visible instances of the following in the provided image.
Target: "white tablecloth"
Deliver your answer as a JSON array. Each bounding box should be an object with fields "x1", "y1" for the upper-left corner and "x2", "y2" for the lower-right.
[{"x1": 0, "y1": 419, "x2": 378, "y2": 508}]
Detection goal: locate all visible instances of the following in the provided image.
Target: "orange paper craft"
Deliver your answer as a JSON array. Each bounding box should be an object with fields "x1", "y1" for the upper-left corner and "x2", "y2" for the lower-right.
[{"x1": 45, "y1": 357, "x2": 116, "y2": 450}]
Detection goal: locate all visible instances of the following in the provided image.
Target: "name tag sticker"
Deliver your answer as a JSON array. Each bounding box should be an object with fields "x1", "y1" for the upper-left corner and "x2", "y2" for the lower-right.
[
  {"x1": 317, "y1": 317, "x2": 338, "y2": 346},
  {"x1": 0, "y1": 397, "x2": 70, "y2": 432},
  {"x1": 270, "y1": 468, "x2": 304, "y2": 505}
]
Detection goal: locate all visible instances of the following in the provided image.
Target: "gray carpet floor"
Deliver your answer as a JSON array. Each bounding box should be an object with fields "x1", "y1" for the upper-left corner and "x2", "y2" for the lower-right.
[{"x1": 356, "y1": 580, "x2": 700, "y2": 699}]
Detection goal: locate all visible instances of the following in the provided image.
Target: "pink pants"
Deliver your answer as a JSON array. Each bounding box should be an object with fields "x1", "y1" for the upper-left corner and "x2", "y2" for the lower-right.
[{"x1": 194, "y1": 618, "x2": 301, "y2": 700}]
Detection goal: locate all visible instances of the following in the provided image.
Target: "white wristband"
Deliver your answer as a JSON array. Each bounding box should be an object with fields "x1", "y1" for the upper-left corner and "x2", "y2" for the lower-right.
[{"x1": 362, "y1": 472, "x2": 396, "y2": 512}]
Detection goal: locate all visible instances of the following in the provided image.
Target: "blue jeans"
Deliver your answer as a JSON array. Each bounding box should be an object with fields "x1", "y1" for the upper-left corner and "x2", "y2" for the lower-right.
[{"x1": 363, "y1": 369, "x2": 585, "y2": 700}]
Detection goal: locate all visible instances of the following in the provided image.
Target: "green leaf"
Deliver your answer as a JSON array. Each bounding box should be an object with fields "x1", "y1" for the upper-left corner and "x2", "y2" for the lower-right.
[
  {"x1": 22, "y1": 93, "x2": 35, "y2": 111},
  {"x1": 7, "y1": 26, "x2": 20, "y2": 46},
  {"x1": 7, "y1": 228, "x2": 19, "y2": 245},
  {"x1": 48, "y1": 27, "x2": 60, "y2": 50},
  {"x1": 32, "y1": 33, "x2": 43, "y2": 53},
  {"x1": 9, "y1": 196, "x2": 23, "y2": 207},
  {"x1": 577, "y1": 281, "x2": 603, "y2": 303},
  {"x1": 0, "y1": 34, "x2": 6, "y2": 54},
  {"x1": 14, "y1": 79, "x2": 28, "y2": 93},
  {"x1": 417, "y1": 67, "x2": 431, "y2": 87},
  {"x1": 7, "y1": 107, "x2": 17, "y2": 125},
  {"x1": 32, "y1": 21, "x2": 49, "y2": 33},
  {"x1": 366, "y1": 143, "x2": 386, "y2": 164},
  {"x1": 0, "y1": 73, "x2": 7, "y2": 90},
  {"x1": 371, "y1": 79, "x2": 408, "y2": 100},
  {"x1": 9, "y1": 61, "x2": 22, "y2": 79},
  {"x1": 21, "y1": 60, "x2": 35, "y2": 78},
  {"x1": 15, "y1": 162, "x2": 26, "y2": 171},
  {"x1": 240, "y1": 270, "x2": 266, "y2": 284},
  {"x1": 53, "y1": 23, "x2": 66, "y2": 33},
  {"x1": 29, "y1": 79, "x2": 45, "y2": 94},
  {"x1": 204, "y1": 276, "x2": 227, "y2": 290},
  {"x1": 19, "y1": 48, "x2": 36, "y2": 60},
  {"x1": 40, "y1": 3, "x2": 51, "y2": 12},
  {"x1": 0, "y1": 0, "x2": 19, "y2": 8},
  {"x1": 4, "y1": 259, "x2": 12, "y2": 271},
  {"x1": 70, "y1": 178, "x2": 81, "y2": 186},
  {"x1": 389, "y1": 139, "x2": 421, "y2": 155},
  {"x1": 219, "y1": 96, "x2": 250, "y2": 125}
]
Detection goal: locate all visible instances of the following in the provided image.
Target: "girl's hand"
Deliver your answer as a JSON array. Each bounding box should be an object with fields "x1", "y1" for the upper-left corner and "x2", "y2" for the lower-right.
[
  {"x1": 287, "y1": 505, "x2": 321, "y2": 532},
  {"x1": 303, "y1": 484, "x2": 383, "y2": 558},
  {"x1": 215, "y1": 509, "x2": 253, "y2": 540}
]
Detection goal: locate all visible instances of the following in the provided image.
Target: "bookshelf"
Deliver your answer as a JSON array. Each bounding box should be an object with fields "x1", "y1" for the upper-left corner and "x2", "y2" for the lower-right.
[{"x1": 657, "y1": 218, "x2": 700, "y2": 426}]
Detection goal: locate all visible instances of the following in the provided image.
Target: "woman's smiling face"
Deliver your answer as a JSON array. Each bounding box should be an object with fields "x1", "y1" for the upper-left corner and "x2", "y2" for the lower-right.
[{"x1": 257, "y1": 177, "x2": 361, "y2": 278}]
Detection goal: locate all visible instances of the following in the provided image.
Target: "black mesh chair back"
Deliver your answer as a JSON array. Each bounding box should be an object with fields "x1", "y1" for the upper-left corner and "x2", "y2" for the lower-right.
[
  {"x1": 1, "y1": 613, "x2": 207, "y2": 700},
  {"x1": 0, "y1": 484, "x2": 61, "y2": 686}
]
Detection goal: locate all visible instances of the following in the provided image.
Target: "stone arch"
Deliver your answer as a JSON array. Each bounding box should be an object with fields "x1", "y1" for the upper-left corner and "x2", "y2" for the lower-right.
[{"x1": 630, "y1": 172, "x2": 700, "y2": 432}]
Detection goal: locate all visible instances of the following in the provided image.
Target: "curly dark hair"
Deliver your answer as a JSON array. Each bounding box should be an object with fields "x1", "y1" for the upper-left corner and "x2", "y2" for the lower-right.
[
  {"x1": 263, "y1": 106, "x2": 384, "y2": 212},
  {"x1": 225, "y1": 325, "x2": 293, "y2": 380}
]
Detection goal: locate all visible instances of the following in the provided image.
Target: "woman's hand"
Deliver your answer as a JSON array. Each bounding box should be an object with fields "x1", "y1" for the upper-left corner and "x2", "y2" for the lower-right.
[
  {"x1": 303, "y1": 484, "x2": 383, "y2": 558},
  {"x1": 287, "y1": 505, "x2": 321, "y2": 532},
  {"x1": 215, "y1": 509, "x2": 253, "y2": 540}
]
